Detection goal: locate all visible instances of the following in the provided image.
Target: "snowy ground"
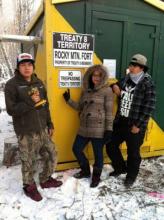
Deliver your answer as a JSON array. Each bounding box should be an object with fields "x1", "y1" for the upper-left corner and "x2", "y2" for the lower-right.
[{"x1": 0, "y1": 90, "x2": 164, "y2": 220}]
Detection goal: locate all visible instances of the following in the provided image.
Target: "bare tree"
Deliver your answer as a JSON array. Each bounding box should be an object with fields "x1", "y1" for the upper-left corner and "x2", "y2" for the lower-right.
[
  {"x1": 0, "y1": 0, "x2": 38, "y2": 78},
  {"x1": 15, "y1": 0, "x2": 34, "y2": 34}
]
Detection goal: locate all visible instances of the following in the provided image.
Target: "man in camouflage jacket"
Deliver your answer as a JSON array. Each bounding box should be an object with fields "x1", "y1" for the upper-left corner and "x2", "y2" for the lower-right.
[{"x1": 5, "y1": 53, "x2": 62, "y2": 201}]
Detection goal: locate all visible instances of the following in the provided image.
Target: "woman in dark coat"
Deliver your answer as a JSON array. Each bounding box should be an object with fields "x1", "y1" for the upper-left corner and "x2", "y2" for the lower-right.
[{"x1": 63, "y1": 64, "x2": 113, "y2": 187}]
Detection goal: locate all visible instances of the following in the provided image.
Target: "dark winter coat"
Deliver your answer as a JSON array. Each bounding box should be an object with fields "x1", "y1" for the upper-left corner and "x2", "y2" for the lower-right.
[
  {"x1": 115, "y1": 73, "x2": 156, "y2": 131},
  {"x1": 67, "y1": 69, "x2": 113, "y2": 138},
  {"x1": 5, "y1": 71, "x2": 54, "y2": 136}
]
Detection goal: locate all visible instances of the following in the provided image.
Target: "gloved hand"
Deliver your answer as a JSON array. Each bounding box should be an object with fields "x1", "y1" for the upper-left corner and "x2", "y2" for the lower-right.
[
  {"x1": 104, "y1": 130, "x2": 112, "y2": 144},
  {"x1": 63, "y1": 89, "x2": 70, "y2": 102}
]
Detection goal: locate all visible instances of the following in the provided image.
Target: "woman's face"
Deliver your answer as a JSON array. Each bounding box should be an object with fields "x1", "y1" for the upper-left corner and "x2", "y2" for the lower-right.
[{"x1": 92, "y1": 71, "x2": 102, "y2": 86}]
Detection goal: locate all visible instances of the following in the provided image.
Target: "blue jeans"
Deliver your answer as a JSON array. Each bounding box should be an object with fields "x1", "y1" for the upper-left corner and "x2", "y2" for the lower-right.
[{"x1": 72, "y1": 135, "x2": 104, "y2": 169}]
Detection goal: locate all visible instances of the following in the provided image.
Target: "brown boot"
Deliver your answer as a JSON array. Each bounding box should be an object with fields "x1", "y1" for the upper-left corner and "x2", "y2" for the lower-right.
[
  {"x1": 40, "y1": 176, "x2": 63, "y2": 189},
  {"x1": 90, "y1": 167, "x2": 102, "y2": 188},
  {"x1": 23, "y1": 183, "x2": 42, "y2": 202}
]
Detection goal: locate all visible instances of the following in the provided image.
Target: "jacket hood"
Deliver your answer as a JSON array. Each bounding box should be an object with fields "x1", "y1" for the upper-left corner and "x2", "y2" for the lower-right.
[{"x1": 83, "y1": 65, "x2": 109, "y2": 91}]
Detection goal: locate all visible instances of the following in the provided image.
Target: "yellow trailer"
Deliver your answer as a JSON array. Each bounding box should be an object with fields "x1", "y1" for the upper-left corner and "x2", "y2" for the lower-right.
[{"x1": 23, "y1": 0, "x2": 164, "y2": 170}]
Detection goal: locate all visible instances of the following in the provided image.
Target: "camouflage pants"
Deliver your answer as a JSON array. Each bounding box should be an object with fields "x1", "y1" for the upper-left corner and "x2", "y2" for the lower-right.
[{"x1": 18, "y1": 129, "x2": 57, "y2": 185}]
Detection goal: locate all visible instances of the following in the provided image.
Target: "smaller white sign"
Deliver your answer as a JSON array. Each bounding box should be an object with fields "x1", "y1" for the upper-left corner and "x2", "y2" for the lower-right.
[
  {"x1": 59, "y1": 70, "x2": 82, "y2": 88},
  {"x1": 103, "y1": 59, "x2": 116, "y2": 78}
]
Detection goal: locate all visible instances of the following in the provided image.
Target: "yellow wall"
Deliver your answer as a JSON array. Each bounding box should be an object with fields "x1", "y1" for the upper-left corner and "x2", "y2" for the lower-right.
[
  {"x1": 144, "y1": 0, "x2": 164, "y2": 11},
  {"x1": 35, "y1": 43, "x2": 47, "y2": 85},
  {"x1": 45, "y1": 0, "x2": 86, "y2": 168}
]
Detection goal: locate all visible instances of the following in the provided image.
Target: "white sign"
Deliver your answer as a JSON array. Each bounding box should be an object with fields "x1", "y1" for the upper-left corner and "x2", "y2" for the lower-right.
[
  {"x1": 103, "y1": 59, "x2": 116, "y2": 78},
  {"x1": 59, "y1": 70, "x2": 82, "y2": 88},
  {"x1": 53, "y1": 32, "x2": 94, "y2": 67}
]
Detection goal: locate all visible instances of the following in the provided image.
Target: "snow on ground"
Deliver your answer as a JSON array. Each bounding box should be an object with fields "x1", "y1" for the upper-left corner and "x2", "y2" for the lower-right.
[
  {"x1": 0, "y1": 159, "x2": 163, "y2": 220},
  {"x1": 0, "y1": 90, "x2": 164, "y2": 220}
]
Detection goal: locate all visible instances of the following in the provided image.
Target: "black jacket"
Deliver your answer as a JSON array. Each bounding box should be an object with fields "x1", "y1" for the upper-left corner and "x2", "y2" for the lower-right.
[
  {"x1": 5, "y1": 71, "x2": 54, "y2": 136},
  {"x1": 113, "y1": 73, "x2": 156, "y2": 131}
]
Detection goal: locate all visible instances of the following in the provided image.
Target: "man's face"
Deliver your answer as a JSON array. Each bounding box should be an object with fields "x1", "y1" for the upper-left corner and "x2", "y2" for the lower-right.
[
  {"x1": 129, "y1": 63, "x2": 144, "y2": 74},
  {"x1": 18, "y1": 62, "x2": 33, "y2": 80}
]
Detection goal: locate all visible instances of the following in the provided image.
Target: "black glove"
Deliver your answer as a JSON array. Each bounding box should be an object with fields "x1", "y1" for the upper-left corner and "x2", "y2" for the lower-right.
[
  {"x1": 104, "y1": 130, "x2": 112, "y2": 144},
  {"x1": 63, "y1": 89, "x2": 70, "y2": 102}
]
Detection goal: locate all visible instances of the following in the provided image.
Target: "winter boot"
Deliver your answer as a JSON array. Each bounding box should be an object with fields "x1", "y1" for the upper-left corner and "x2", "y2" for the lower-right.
[
  {"x1": 109, "y1": 168, "x2": 127, "y2": 177},
  {"x1": 124, "y1": 175, "x2": 136, "y2": 188},
  {"x1": 74, "y1": 163, "x2": 91, "y2": 179},
  {"x1": 23, "y1": 183, "x2": 42, "y2": 202},
  {"x1": 40, "y1": 176, "x2": 63, "y2": 189},
  {"x1": 90, "y1": 167, "x2": 102, "y2": 188}
]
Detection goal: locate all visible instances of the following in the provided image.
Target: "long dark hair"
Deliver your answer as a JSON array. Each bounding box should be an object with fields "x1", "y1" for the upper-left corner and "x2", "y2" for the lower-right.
[{"x1": 86, "y1": 64, "x2": 108, "y2": 89}]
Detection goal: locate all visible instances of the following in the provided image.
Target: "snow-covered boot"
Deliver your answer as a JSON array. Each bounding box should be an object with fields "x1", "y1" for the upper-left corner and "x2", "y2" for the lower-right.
[
  {"x1": 74, "y1": 163, "x2": 91, "y2": 179},
  {"x1": 90, "y1": 167, "x2": 102, "y2": 188},
  {"x1": 23, "y1": 183, "x2": 42, "y2": 202}
]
